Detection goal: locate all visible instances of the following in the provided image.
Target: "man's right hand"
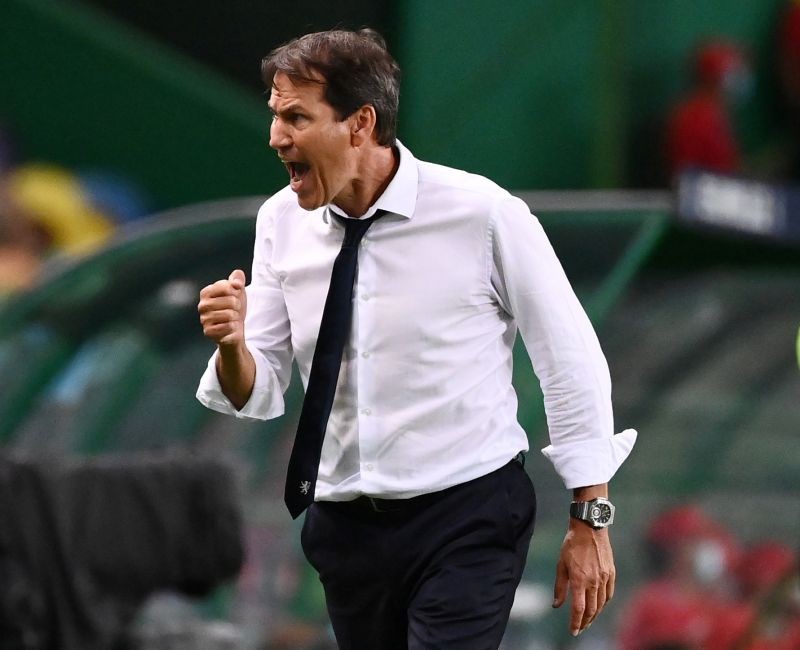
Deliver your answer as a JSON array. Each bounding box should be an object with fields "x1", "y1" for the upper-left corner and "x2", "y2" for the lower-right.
[
  {"x1": 198, "y1": 269, "x2": 255, "y2": 410},
  {"x1": 198, "y1": 269, "x2": 248, "y2": 348}
]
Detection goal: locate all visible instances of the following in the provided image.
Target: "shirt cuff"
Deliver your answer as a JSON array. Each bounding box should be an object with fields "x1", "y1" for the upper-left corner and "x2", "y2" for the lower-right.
[
  {"x1": 540, "y1": 428, "x2": 638, "y2": 489},
  {"x1": 195, "y1": 350, "x2": 285, "y2": 421}
]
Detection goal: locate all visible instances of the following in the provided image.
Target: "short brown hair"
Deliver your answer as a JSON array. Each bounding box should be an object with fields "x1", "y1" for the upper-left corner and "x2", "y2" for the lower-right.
[{"x1": 261, "y1": 28, "x2": 401, "y2": 147}]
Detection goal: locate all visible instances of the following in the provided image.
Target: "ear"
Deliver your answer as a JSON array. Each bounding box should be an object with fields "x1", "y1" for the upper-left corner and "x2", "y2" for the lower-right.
[{"x1": 350, "y1": 105, "x2": 377, "y2": 146}]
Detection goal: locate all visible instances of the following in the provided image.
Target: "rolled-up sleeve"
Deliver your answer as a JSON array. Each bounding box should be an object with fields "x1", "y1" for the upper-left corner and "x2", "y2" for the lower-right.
[
  {"x1": 196, "y1": 201, "x2": 294, "y2": 420},
  {"x1": 489, "y1": 195, "x2": 637, "y2": 488}
]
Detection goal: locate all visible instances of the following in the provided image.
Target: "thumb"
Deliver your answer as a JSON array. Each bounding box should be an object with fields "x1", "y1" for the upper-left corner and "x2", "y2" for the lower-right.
[
  {"x1": 228, "y1": 269, "x2": 246, "y2": 289},
  {"x1": 553, "y1": 560, "x2": 569, "y2": 609}
]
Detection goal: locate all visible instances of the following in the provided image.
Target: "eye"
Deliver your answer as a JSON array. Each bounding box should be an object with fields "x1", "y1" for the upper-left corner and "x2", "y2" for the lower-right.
[{"x1": 269, "y1": 110, "x2": 308, "y2": 126}]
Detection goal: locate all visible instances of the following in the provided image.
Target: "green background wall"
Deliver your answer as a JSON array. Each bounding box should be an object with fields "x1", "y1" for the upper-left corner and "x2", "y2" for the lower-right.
[
  {"x1": 396, "y1": 1, "x2": 627, "y2": 189},
  {"x1": 397, "y1": 0, "x2": 786, "y2": 190},
  {"x1": 0, "y1": 0, "x2": 788, "y2": 207},
  {"x1": 0, "y1": 0, "x2": 277, "y2": 208}
]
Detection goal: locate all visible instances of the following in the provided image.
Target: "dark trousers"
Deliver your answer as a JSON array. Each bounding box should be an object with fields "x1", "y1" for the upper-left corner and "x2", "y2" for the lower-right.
[{"x1": 301, "y1": 459, "x2": 536, "y2": 650}]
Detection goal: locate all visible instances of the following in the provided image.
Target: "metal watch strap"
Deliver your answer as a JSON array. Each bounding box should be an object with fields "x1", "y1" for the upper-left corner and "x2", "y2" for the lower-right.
[{"x1": 570, "y1": 501, "x2": 591, "y2": 521}]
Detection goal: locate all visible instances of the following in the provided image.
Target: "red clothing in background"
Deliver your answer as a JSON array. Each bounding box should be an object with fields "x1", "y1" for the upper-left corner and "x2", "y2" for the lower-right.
[
  {"x1": 779, "y1": 1, "x2": 800, "y2": 110},
  {"x1": 618, "y1": 579, "x2": 752, "y2": 650},
  {"x1": 666, "y1": 91, "x2": 740, "y2": 176},
  {"x1": 780, "y1": 1, "x2": 800, "y2": 64}
]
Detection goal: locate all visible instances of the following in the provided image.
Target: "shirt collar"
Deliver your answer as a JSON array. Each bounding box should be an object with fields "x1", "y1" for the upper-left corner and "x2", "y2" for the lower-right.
[{"x1": 324, "y1": 139, "x2": 418, "y2": 223}]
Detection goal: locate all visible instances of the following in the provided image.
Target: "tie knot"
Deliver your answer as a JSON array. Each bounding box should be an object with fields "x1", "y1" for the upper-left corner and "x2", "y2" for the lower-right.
[{"x1": 338, "y1": 210, "x2": 386, "y2": 248}]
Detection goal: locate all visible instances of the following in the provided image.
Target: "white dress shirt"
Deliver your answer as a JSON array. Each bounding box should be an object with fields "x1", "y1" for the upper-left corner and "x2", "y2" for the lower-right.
[{"x1": 197, "y1": 141, "x2": 637, "y2": 500}]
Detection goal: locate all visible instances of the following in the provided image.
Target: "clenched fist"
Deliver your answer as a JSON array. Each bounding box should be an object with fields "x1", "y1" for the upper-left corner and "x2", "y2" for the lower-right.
[{"x1": 198, "y1": 269, "x2": 248, "y2": 348}]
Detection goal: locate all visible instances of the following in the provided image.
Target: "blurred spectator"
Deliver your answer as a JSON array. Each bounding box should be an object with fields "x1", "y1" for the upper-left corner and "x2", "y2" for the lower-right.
[
  {"x1": 618, "y1": 579, "x2": 753, "y2": 650},
  {"x1": 643, "y1": 504, "x2": 741, "y2": 582},
  {"x1": 618, "y1": 505, "x2": 745, "y2": 650},
  {"x1": 665, "y1": 40, "x2": 753, "y2": 178},
  {"x1": 733, "y1": 542, "x2": 800, "y2": 649},
  {"x1": 736, "y1": 541, "x2": 796, "y2": 601},
  {"x1": 618, "y1": 505, "x2": 800, "y2": 650},
  {"x1": 7, "y1": 163, "x2": 116, "y2": 256},
  {"x1": 0, "y1": 123, "x2": 49, "y2": 296},
  {"x1": 0, "y1": 115, "x2": 153, "y2": 298},
  {"x1": 0, "y1": 178, "x2": 50, "y2": 295}
]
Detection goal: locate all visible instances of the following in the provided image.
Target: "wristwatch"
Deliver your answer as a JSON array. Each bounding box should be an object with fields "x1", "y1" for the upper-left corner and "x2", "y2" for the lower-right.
[{"x1": 570, "y1": 497, "x2": 615, "y2": 529}]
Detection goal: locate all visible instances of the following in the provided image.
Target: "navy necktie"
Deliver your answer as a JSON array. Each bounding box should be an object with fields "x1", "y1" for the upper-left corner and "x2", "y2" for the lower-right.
[{"x1": 284, "y1": 210, "x2": 385, "y2": 519}]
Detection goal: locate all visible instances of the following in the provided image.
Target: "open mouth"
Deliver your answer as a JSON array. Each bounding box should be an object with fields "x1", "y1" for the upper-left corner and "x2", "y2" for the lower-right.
[{"x1": 287, "y1": 162, "x2": 310, "y2": 186}]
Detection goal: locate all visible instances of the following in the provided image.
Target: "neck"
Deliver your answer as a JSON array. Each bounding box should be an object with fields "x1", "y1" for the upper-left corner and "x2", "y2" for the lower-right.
[{"x1": 334, "y1": 144, "x2": 399, "y2": 218}]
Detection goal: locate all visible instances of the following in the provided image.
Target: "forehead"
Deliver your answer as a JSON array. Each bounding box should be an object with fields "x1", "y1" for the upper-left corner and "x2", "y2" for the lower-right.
[{"x1": 269, "y1": 71, "x2": 327, "y2": 108}]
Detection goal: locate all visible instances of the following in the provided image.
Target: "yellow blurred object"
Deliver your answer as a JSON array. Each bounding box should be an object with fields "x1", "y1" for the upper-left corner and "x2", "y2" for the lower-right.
[
  {"x1": 796, "y1": 325, "x2": 799, "y2": 368},
  {"x1": 7, "y1": 163, "x2": 115, "y2": 255}
]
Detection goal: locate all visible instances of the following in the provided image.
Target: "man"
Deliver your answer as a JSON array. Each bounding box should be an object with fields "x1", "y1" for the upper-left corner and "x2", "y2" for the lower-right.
[
  {"x1": 197, "y1": 28, "x2": 636, "y2": 649},
  {"x1": 665, "y1": 40, "x2": 751, "y2": 178}
]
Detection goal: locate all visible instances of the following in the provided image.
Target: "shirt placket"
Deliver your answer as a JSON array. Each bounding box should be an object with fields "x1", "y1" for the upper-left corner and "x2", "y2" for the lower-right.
[{"x1": 352, "y1": 227, "x2": 378, "y2": 488}]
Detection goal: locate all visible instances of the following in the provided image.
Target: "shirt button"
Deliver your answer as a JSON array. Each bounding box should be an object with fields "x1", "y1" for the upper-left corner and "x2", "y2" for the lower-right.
[
  {"x1": 361, "y1": 408, "x2": 372, "y2": 416},
  {"x1": 361, "y1": 351, "x2": 371, "y2": 358},
  {"x1": 365, "y1": 464, "x2": 374, "y2": 472},
  {"x1": 361, "y1": 293, "x2": 370, "y2": 301}
]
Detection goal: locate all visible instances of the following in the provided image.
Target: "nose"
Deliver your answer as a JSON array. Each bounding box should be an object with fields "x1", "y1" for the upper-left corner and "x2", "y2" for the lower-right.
[{"x1": 269, "y1": 118, "x2": 291, "y2": 151}]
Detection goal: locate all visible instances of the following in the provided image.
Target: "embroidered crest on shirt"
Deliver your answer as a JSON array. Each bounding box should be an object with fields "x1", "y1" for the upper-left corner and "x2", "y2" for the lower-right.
[{"x1": 299, "y1": 481, "x2": 311, "y2": 495}]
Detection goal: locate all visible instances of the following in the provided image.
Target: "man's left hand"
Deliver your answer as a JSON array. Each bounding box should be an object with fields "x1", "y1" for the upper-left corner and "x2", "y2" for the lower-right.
[{"x1": 552, "y1": 519, "x2": 616, "y2": 636}]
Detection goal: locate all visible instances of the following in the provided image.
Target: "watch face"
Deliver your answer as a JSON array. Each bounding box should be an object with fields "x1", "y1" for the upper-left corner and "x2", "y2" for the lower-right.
[{"x1": 591, "y1": 503, "x2": 612, "y2": 525}]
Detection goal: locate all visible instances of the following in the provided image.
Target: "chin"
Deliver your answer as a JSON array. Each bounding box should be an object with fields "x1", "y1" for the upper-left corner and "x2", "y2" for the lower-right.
[{"x1": 296, "y1": 195, "x2": 324, "y2": 212}]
